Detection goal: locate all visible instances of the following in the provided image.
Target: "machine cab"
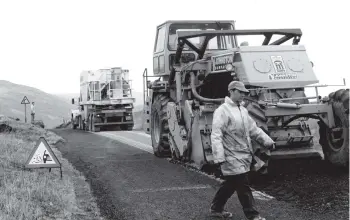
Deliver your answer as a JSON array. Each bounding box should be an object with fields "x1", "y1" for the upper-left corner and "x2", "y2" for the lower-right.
[{"x1": 153, "y1": 20, "x2": 237, "y2": 77}]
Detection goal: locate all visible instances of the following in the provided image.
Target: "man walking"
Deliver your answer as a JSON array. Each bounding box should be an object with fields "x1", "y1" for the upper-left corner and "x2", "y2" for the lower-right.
[
  {"x1": 209, "y1": 81, "x2": 275, "y2": 220},
  {"x1": 30, "y1": 102, "x2": 35, "y2": 123}
]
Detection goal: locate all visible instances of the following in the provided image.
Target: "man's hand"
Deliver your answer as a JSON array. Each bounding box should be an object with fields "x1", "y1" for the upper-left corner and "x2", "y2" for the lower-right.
[{"x1": 206, "y1": 160, "x2": 225, "y2": 178}]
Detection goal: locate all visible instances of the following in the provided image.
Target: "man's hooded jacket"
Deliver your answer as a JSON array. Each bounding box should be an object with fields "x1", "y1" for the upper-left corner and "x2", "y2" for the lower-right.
[{"x1": 211, "y1": 97, "x2": 275, "y2": 176}]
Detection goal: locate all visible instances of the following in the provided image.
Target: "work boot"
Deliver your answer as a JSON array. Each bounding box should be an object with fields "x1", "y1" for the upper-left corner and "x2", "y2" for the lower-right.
[{"x1": 209, "y1": 209, "x2": 233, "y2": 218}]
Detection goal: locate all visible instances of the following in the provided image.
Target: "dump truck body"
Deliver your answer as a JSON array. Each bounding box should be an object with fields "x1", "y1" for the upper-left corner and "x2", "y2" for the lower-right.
[{"x1": 72, "y1": 67, "x2": 135, "y2": 132}]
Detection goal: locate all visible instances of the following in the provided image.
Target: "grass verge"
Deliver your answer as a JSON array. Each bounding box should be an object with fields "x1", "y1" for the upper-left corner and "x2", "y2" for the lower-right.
[{"x1": 0, "y1": 117, "x2": 104, "y2": 220}]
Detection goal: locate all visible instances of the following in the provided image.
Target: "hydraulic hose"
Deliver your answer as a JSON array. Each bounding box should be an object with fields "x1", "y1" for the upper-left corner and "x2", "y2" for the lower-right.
[{"x1": 190, "y1": 72, "x2": 224, "y2": 103}]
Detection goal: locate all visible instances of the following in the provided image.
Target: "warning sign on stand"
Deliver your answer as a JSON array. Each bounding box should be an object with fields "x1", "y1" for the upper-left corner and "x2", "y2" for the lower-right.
[
  {"x1": 21, "y1": 96, "x2": 30, "y2": 104},
  {"x1": 25, "y1": 137, "x2": 61, "y2": 168}
]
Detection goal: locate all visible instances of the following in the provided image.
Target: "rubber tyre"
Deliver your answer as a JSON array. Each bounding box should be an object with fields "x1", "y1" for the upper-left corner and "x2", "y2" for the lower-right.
[
  {"x1": 71, "y1": 119, "x2": 77, "y2": 129},
  {"x1": 150, "y1": 94, "x2": 171, "y2": 157},
  {"x1": 319, "y1": 89, "x2": 349, "y2": 167}
]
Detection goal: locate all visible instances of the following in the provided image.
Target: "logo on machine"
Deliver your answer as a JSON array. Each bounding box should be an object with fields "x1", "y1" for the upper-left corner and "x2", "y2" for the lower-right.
[
  {"x1": 268, "y1": 55, "x2": 297, "y2": 80},
  {"x1": 271, "y1": 56, "x2": 287, "y2": 73},
  {"x1": 212, "y1": 53, "x2": 234, "y2": 72},
  {"x1": 268, "y1": 73, "x2": 297, "y2": 80}
]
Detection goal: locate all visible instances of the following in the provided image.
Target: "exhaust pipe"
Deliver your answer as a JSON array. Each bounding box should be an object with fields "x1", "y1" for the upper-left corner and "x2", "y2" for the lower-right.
[{"x1": 190, "y1": 72, "x2": 224, "y2": 104}]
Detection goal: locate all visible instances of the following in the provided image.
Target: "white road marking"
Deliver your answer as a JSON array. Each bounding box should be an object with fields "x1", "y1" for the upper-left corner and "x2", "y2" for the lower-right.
[
  {"x1": 97, "y1": 132, "x2": 153, "y2": 154},
  {"x1": 130, "y1": 185, "x2": 211, "y2": 193},
  {"x1": 124, "y1": 130, "x2": 151, "y2": 138},
  {"x1": 252, "y1": 190, "x2": 275, "y2": 201},
  {"x1": 95, "y1": 130, "x2": 275, "y2": 201}
]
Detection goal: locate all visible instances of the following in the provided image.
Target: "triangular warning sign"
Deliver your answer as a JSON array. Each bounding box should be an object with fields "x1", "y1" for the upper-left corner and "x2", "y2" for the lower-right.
[
  {"x1": 25, "y1": 137, "x2": 61, "y2": 168},
  {"x1": 21, "y1": 96, "x2": 30, "y2": 104}
]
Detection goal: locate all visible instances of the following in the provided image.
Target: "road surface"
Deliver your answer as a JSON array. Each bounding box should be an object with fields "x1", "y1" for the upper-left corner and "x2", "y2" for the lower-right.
[{"x1": 52, "y1": 128, "x2": 349, "y2": 220}]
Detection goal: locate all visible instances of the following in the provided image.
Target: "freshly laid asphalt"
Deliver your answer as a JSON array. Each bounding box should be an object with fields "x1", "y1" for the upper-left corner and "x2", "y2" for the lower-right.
[{"x1": 52, "y1": 128, "x2": 340, "y2": 220}]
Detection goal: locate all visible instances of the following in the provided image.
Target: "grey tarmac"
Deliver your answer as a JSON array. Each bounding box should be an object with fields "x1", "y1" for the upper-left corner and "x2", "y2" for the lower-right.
[{"x1": 51, "y1": 128, "x2": 347, "y2": 220}]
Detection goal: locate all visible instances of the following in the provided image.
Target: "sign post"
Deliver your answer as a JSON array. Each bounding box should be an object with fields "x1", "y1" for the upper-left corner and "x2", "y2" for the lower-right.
[
  {"x1": 25, "y1": 137, "x2": 62, "y2": 179},
  {"x1": 21, "y1": 96, "x2": 30, "y2": 123}
]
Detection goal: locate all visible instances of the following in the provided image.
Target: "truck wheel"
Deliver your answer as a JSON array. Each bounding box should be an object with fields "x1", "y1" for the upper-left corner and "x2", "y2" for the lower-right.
[
  {"x1": 71, "y1": 119, "x2": 76, "y2": 129},
  {"x1": 91, "y1": 114, "x2": 100, "y2": 132},
  {"x1": 79, "y1": 117, "x2": 83, "y2": 130},
  {"x1": 151, "y1": 94, "x2": 171, "y2": 157},
  {"x1": 319, "y1": 89, "x2": 349, "y2": 167},
  {"x1": 86, "y1": 114, "x2": 92, "y2": 131}
]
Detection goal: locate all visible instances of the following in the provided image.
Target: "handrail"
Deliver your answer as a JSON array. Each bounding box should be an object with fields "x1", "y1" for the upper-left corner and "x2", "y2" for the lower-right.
[{"x1": 143, "y1": 68, "x2": 148, "y2": 105}]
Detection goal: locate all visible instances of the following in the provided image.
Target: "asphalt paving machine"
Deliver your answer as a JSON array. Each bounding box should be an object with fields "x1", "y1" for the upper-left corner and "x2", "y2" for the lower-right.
[{"x1": 143, "y1": 20, "x2": 349, "y2": 171}]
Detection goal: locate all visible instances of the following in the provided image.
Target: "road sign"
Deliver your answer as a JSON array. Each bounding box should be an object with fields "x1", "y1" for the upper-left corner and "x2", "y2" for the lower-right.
[
  {"x1": 25, "y1": 137, "x2": 61, "y2": 168},
  {"x1": 21, "y1": 96, "x2": 30, "y2": 123},
  {"x1": 21, "y1": 96, "x2": 30, "y2": 104}
]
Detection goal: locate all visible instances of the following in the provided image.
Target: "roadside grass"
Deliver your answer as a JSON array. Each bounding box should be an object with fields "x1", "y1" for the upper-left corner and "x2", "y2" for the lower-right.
[{"x1": 0, "y1": 118, "x2": 103, "y2": 220}]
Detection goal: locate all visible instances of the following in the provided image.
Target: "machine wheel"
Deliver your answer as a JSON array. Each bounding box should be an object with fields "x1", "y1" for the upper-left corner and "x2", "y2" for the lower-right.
[
  {"x1": 71, "y1": 118, "x2": 76, "y2": 129},
  {"x1": 81, "y1": 118, "x2": 86, "y2": 130},
  {"x1": 78, "y1": 117, "x2": 83, "y2": 130},
  {"x1": 86, "y1": 114, "x2": 93, "y2": 131},
  {"x1": 150, "y1": 94, "x2": 171, "y2": 157},
  {"x1": 91, "y1": 114, "x2": 100, "y2": 132},
  {"x1": 319, "y1": 89, "x2": 349, "y2": 167}
]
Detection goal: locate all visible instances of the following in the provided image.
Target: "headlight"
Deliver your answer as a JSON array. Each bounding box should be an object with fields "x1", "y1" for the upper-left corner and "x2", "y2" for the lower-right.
[
  {"x1": 125, "y1": 116, "x2": 132, "y2": 120},
  {"x1": 225, "y1": 63, "x2": 234, "y2": 71}
]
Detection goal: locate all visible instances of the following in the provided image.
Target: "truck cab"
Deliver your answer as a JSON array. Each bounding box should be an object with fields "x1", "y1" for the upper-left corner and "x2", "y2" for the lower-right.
[{"x1": 152, "y1": 20, "x2": 237, "y2": 79}]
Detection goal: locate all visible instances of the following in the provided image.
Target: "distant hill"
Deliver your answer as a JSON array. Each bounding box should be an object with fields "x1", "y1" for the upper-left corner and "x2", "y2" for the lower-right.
[
  {"x1": 0, "y1": 80, "x2": 73, "y2": 129},
  {"x1": 53, "y1": 93, "x2": 79, "y2": 105}
]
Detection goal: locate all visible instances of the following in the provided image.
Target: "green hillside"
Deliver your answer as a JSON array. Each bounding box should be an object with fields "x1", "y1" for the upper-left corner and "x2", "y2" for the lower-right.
[{"x1": 0, "y1": 80, "x2": 73, "y2": 128}]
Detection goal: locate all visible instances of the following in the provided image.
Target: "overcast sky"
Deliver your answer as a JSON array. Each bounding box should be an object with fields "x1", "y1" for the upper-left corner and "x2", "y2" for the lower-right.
[{"x1": 0, "y1": 0, "x2": 348, "y2": 97}]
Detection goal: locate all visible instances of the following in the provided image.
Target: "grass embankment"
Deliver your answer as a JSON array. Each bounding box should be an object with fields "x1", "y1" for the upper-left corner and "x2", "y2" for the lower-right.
[{"x1": 0, "y1": 117, "x2": 103, "y2": 220}]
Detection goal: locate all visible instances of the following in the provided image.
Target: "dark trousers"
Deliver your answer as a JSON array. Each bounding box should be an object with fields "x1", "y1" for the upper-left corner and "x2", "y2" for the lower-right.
[{"x1": 211, "y1": 172, "x2": 259, "y2": 219}]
